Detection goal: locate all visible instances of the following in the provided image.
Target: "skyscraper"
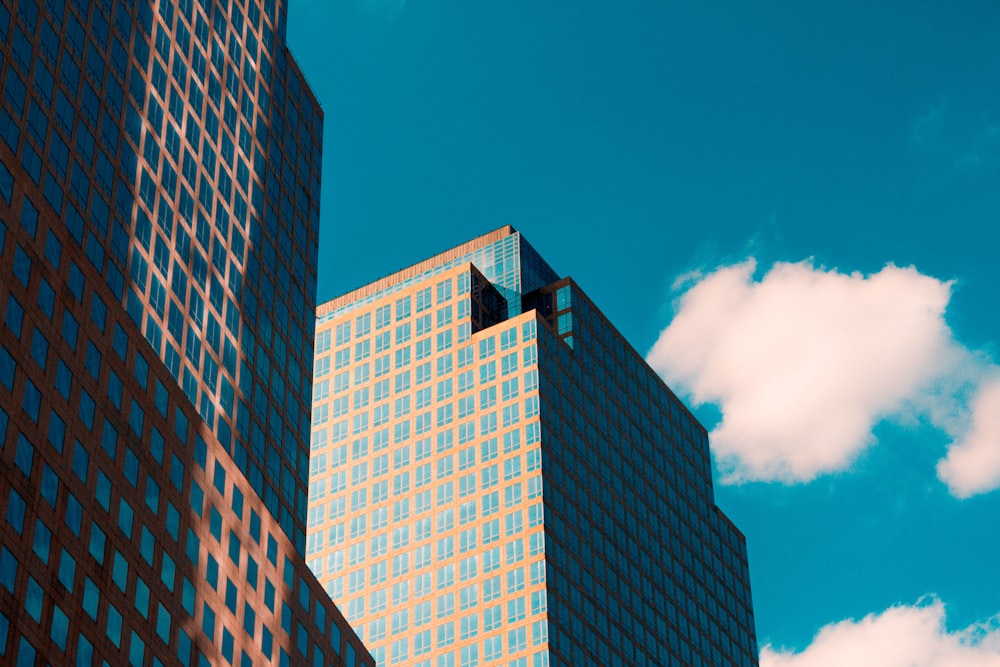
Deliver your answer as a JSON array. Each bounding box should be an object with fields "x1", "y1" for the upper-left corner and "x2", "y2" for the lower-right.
[
  {"x1": 309, "y1": 227, "x2": 759, "y2": 667},
  {"x1": 0, "y1": 0, "x2": 369, "y2": 665}
]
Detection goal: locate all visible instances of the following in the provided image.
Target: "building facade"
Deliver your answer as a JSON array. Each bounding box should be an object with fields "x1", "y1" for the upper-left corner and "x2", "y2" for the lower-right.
[
  {"x1": 0, "y1": 0, "x2": 369, "y2": 665},
  {"x1": 309, "y1": 227, "x2": 759, "y2": 667}
]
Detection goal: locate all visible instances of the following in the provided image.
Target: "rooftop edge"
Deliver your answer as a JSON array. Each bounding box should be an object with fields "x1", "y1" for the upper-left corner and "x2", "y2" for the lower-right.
[{"x1": 317, "y1": 225, "x2": 517, "y2": 316}]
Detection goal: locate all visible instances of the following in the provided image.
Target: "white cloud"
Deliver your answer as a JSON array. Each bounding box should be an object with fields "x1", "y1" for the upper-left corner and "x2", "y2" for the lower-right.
[
  {"x1": 938, "y1": 377, "x2": 1000, "y2": 498},
  {"x1": 646, "y1": 258, "x2": 1000, "y2": 493},
  {"x1": 761, "y1": 599, "x2": 1000, "y2": 667}
]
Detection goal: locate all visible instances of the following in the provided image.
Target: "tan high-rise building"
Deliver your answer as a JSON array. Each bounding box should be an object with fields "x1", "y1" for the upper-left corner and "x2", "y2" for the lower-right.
[{"x1": 309, "y1": 227, "x2": 759, "y2": 667}]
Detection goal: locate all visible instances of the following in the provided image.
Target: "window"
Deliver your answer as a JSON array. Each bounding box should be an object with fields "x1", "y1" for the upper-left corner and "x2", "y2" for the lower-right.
[
  {"x1": 416, "y1": 314, "x2": 432, "y2": 336},
  {"x1": 355, "y1": 312, "x2": 372, "y2": 337},
  {"x1": 483, "y1": 604, "x2": 502, "y2": 631},
  {"x1": 4, "y1": 295, "x2": 24, "y2": 340},
  {"x1": 504, "y1": 456, "x2": 522, "y2": 480},
  {"x1": 504, "y1": 483, "x2": 522, "y2": 508},
  {"x1": 482, "y1": 492, "x2": 499, "y2": 517},
  {"x1": 502, "y1": 378, "x2": 520, "y2": 401},
  {"x1": 482, "y1": 465, "x2": 499, "y2": 489},
  {"x1": 505, "y1": 510, "x2": 524, "y2": 536},
  {"x1": 459, "y1": 613, "x2": 478, "y2": 640},
  {"x1": 437, "y1": 592, "x2": 455, "y2": 618},
  {"x1": 433, "y1": 304, "x2": 455, "y2": 333},
  {"x1": 508, "y1": 626, "x2": 527, "y2": 652},
  {"x1": 458, "y1": 473, "x2": 476, "y2": 498},
  {"x1": 457, "y1": 396, "x2": 474, "y2": 419},
  {"x1": 395, "y1": 322, "x2": 411, "y2": 345},
  {"x1": 414, "y1": 600, "x2": 432, "y2": 625},
  {"x1": 483, "y1": 521, "x2": 500, "y2": 546},
  {"x1": 416, "y1": 287, "x2": 432, "y2": 312},
  {"x1": 457, "y1": 370, "x2": 474, "y2": 393},
  {"x1": 436, "y1": 279, "x2": 453, "y2": 303},
  {"x1": 335, "y1": 321, "x2": 351, "y2": 346},
  {"x1": 395, "y1": 296, "x2": 411, "y2": 321},
  {"x1": 376, "y1": 304, "x2": 391, "y2": 329},
  {"x1": 480, "y1": 361, "x2": 496, "y2": 384}
]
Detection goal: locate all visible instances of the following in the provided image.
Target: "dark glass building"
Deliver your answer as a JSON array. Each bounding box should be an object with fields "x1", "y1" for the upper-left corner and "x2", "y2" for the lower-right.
[
  {"x1": 0, "y1": 0, "x2": 369, "y2": 664},
  {"x1": 309, "y1": 227, "x2": 759, "y2": 666}
]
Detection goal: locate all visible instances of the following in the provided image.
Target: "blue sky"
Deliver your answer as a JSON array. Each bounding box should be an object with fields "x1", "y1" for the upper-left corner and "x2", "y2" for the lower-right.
[{"x1": 288, "y1": 0, "x2": 1000, "y2": 661}]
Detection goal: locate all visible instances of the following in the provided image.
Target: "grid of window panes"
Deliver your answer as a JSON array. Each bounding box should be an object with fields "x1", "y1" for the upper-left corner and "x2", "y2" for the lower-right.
[
  {"x1": 1, "y1": 0, "x2": 323, "y2": 552},
  {"x1": 0, "y1": 0, "x2": 370, "y2": 664},
  {"x1": 0, "y1": 161, "x2": 370, "y2": 665},
  {"x1": 309, "y1": 263, "x2": 552, "y2": 667},
  {"x1": 531, "y1": 281, "x2": 758, "y2": 667},
  {"x1": 319, "y1": 229, "x2": 560, "y2": 325}
]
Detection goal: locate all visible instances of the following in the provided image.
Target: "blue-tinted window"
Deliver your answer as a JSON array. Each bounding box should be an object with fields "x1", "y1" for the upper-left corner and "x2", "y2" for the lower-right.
[
  {"x1": 5, "y1": 296, "x2": 23, "y2": 337},
  {"x1": 140, "y1": 525, "x2": 155, "y2": 565},
  {"x1": 118, "y1": 499, "x2": 134, "y2": 539},
  {"x1": 62, "y1": 311, "x2": 79, "y2": 349},
  {"x1": 35, "y1": 277, "x2": 54, "y2": 319},
  {"x1": 55, "y1": 360, "x2": 71, "y2": 399},
  {"x1": 95, "y1": 470, "x2": 112, "y2": 512},
  {"x1": 22, "y1": 379, "x2": 40, "y2": 422},
  {"x1": 113, "y1": 324, "x2": 129, "y2": 361},
  {"x1": 0, "y1": 346, "x2": 13, "y2": 391},
  {"x1": 5, "y1": 488, "x2": 25, "y2": 534},
  {"x1": 106, "y1": 602, "x2": 123, "y2": 648},
  {"x1": 44, "y1": 229, "x2": 62, "y2": 268},
  {"x1": 30, "y1": 328, "x2": 48, "y2": 368},
  {"x1": 19, "y1": 197, "x2": 38, "y2": 238},
  {"x1": 65, "y1": 493, "x2": 82, "y2": 537},
  {"x1": 202, "y1": 603, "x2": 216, "y2": 637},
  {"x1": 83, "y1": 576, "x2": 100, "y2": 620},
  {"x1": 72, "y1": 440, "x2": 89, "y2": 481},
  {"x1": 210, "y1": 506, "x2": 222, "y2": 542},
  {"x1": 91, "y1": 295, "x2": 107, "y2": 331},
  {"x1": 14, "y1": 434, "x2": 34, "y2": 476},
  {"x1": 32, "y1": 518, "x2": 51, "y2": 563},
  {"x1": 40, "y1": 464, "x2": 58, "y2": 507},
  {"x1": 101, "y1": 420, "x2": 118, "y2": 460},
  {"x1": 68, "y1": 262, "x2": 84, "y2": 300},
  {"x1": 124, "y1": 447, "x2": 139, "y2": 486},
  {"x1": 171, "y1": 453, "x2": 184, "y2": 491},
  {"x1": 0, "y1": 547, "x2": 17, "y2": 593},
  {"x1": 21, "y1": 143, "x2": 42, "y2": 184},
  {"x1": 0, "y1": 160, "x2": 12, "y2": 204}
]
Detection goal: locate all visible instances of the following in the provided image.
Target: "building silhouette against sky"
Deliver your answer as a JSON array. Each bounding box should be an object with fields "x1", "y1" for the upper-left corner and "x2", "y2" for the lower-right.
[
  {"x1": 309, "y1": 227, "x2": 759, "y2": 666},
  {"x1": 0, "y1": 0, "x2": 369, "y2": 665}
]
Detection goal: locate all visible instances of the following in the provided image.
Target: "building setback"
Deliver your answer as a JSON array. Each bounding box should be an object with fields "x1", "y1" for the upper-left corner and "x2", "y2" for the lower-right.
[
  {"x1": 309, "y1": 227, "x2": 759, "y2": 667},
  {"x1": 0, "y1": 0, "x2": 369, "y2": 665}
]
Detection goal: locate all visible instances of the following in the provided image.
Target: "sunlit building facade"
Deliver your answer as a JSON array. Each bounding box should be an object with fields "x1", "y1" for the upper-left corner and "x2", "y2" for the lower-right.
[
  {"x1": 309, "y1": 227, "x2": 758, "y2": 667},
  {"x1": 0, "y1": 0, "x2": 369, "y2": 664}
]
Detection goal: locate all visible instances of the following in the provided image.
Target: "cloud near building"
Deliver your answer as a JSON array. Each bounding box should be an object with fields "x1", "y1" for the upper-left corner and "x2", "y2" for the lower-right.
[
  {"x1": 646, "y1": 258, "x2": 1000, "y2": 496},
  {"x1": 759, "y1": 598, "x2": 1000, "y2": 667}
]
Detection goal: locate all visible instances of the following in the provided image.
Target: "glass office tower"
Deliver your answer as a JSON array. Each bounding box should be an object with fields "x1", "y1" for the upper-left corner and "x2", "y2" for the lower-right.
[
  {"x1": 0, "y1": 0, "x2": 369, "y2": 664},
  {"x1": 309, "y1": 227, "x2": 758, "y2": 667}
]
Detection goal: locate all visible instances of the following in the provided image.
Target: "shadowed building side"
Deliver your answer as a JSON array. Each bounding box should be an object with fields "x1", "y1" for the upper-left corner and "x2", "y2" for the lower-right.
[{"x1": 0, "y1": 0, "x2": 369, "y2": 664}]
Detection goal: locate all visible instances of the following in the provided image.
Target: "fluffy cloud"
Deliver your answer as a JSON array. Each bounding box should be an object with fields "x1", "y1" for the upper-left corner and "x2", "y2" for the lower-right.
[
  {"x1": 938, "y1": 377, "x2": 1000, "y2": 498},
  {"x1": 647, "y1": 259, "x2": 1000, "y2": 493},
  {"x1": 761, "y1": 599, "x2": 1000, "y2": 667}
]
